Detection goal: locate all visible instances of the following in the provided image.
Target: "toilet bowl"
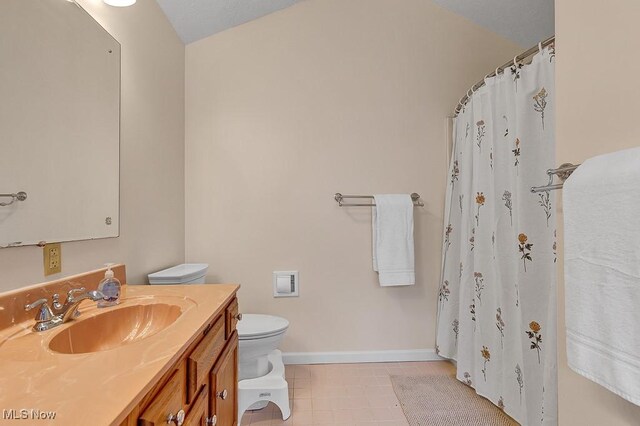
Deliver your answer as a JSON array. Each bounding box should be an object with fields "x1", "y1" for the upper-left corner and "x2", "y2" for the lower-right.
[
  {"x1": 148, "y1": 264, "x2": 291, "y2": 417},
  {"x1": 237, "y1": 314, "x2": 289, "y2": 380}
]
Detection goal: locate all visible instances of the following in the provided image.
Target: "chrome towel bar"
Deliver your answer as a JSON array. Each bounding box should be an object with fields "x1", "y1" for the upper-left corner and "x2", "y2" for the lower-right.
[
  {"x1": 531, "y1": 163, "x2": 580, "y2": 193},
  {"x1": 0, "y1": 191, "x2": 27, "y2": 207},
  {"x1": 335, "y1": 193, "x2": 424, "y2": 207}
]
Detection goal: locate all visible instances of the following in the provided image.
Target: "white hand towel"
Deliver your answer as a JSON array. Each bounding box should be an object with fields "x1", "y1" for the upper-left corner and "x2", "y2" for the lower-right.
[
  {"x1": 372, "y1": 194, "x2": 415, "y2": 286},
  {"x1": 564, "y1": 147, "x2": 640, "y2": 406}
]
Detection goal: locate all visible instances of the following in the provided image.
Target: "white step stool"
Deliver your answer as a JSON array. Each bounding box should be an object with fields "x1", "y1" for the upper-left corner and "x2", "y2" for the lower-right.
[{"x1": 238, "y1": 349, "x2": 291, "y2": 422}]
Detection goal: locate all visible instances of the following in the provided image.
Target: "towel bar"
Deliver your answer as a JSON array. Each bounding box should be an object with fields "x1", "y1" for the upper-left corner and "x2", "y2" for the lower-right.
[
  {"x1": 0, "y1": 191, "x2": 27, "y2": 207},
  {"x1": 531, "y1": 163, "x2": 580, "y2": 193},
  {"x1": 334, "y1": 193, "x2": 424, "y2": 207}
]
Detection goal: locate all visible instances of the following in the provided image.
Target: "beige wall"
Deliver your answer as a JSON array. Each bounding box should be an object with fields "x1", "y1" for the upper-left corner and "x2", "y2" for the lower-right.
[
  {"x1": 0, "y1": 0, "x2": 185, "y2": 291},
  {"x1": 185, "y1": 0, "x2": 520, "y2": 352},
  {"x1": 556, "y1": 0, "x2": 640, "y2": 424}
]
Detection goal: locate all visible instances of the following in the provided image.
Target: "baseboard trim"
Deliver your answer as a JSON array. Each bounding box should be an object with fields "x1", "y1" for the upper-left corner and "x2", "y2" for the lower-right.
[{"x1": 282, "y1": 349, "x2": 444, "y2": 365}]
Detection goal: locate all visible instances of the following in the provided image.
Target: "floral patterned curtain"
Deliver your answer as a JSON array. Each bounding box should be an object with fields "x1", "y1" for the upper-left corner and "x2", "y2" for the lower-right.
[{"x1": 436, "y1": 46, "x2": 557, "y2": 425}]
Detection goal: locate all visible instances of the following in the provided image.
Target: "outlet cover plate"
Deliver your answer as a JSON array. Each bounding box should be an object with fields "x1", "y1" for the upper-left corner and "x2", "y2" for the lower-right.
[{"x1": 43, "y1": 243, "x2": 61, "y2": 276}]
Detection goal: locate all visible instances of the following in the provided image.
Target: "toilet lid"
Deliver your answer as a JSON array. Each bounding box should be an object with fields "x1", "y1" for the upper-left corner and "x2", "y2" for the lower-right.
[{"x1": 237, "y1": 314, "x2": 289, "y2": 340}]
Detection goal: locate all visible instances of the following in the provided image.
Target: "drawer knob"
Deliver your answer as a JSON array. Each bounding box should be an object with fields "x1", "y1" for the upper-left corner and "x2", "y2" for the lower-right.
[
  {"x1": 166, "y1": 409, "x2": 185, "y2": 425},
  {"x1": 206, "y1": 415, "x2": 217, "y2": 425},
  {"x1": 235, "y1": 313, "x2": 242, "y2": 321},
  {"x1": 217, "y1": 389, "x2": 228, "y2": 400}
]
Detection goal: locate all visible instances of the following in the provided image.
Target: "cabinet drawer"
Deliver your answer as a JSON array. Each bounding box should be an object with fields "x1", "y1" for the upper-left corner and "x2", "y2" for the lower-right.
[
  {"x1": 187, "y1": 315, "x2": 225, "y2": 402},
  {"x1": 225, "y1": 298, "x2": 239, "y2": 339},
  {"x1": 139, "y1": 363, "x2": 186, "y2": 426}
]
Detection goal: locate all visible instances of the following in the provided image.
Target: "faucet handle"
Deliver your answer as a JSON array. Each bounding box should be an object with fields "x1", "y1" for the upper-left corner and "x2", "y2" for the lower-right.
[
  {"x1": 88, "y1": 290, "x2": 105, "y2": 301},
  {"x1": 52, "y1": 293, "x2": 63, "y2": 310},
  {"x1": 25, "y1": 298, "x2": 50, "y2": 312},
  {"x1": 67, "y1": 287, "x2": 86, "y2": 302},
  {"x1": 24, "y1": 299, "x2": 62, "y2": 332}
]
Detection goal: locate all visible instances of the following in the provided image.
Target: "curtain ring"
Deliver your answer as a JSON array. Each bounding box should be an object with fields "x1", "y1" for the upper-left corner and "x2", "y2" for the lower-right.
[
  {"x1": 495, "y1": 66, "x2": 501, "y2": 76},
  {"x1": 513, "y1": 55, "x2": 519, "y2": 67},
  {"x1": 538, "y1": 41, "x2": 543, "y2": 52},
  {"x1": 458, "y1": 93, "x2": 468, "y2": 113}
]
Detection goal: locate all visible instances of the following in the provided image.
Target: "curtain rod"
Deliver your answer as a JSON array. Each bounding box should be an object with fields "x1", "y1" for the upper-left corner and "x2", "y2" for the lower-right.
[{"x1": 454, "y1": 35, "x2": 555, "y2": 116}]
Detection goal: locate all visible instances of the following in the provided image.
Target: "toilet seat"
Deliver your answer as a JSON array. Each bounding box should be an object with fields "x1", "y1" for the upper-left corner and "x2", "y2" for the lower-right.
[{"x1": 237, "y1": 314, "x2": 289, "y2": 340}]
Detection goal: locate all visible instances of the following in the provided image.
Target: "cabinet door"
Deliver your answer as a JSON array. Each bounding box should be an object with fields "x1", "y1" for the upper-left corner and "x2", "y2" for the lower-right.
[
  {"x1": 184, "y1": 385, "x2": 208, "y2": 426},
  {"x1": 210, "y1": 332, "x2": 238, "y2": 426}
]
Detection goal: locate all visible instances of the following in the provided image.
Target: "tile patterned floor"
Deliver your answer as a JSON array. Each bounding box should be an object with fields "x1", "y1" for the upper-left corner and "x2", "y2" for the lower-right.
[{"x1": 240, "y1": 361, "x2": 456, "y2": 426}]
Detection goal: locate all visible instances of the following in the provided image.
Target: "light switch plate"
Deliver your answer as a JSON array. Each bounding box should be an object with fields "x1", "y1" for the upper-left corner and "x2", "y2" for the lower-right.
[{"x1": 273, "y1": 271, "x2": 299, "y2": 298}]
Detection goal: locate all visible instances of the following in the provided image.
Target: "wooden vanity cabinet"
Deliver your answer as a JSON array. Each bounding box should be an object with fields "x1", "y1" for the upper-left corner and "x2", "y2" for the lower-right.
[{"x1": 122, "y1": 297, "x2": 239, "y2": 426}]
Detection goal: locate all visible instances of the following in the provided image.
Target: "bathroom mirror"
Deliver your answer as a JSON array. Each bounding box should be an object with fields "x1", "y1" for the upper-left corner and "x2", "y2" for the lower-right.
[{"x1": 0, "y1": 0, "x2": 120, "y2": 247}]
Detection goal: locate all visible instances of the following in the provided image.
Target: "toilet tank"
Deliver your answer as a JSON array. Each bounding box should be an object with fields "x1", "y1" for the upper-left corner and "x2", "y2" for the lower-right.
[{"x1": 148, "y1": 264, "x2": 209, "y2": 285}]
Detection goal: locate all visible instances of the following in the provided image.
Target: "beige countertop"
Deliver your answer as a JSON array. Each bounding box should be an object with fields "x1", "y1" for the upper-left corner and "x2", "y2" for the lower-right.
[{"x1": 0, "y1": 284, "x2": 239, "y2": 425}]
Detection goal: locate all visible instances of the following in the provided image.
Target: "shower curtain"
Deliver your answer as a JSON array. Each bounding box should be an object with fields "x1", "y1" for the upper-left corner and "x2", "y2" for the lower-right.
[{"x1": 436, "y1": 46, "x2": 557, "y2": 425}]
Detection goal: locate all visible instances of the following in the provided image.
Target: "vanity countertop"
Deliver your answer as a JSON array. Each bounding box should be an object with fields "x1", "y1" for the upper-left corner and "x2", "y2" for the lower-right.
[{"x1": 0, "y1": 283, "x2": 239, "y2": 425}]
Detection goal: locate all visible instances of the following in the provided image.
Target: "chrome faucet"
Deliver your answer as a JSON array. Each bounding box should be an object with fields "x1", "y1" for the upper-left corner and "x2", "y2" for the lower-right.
[
  {"x1": 55, "y1": 288, "x2": 104, "y2": 323},
  {"x1": 24, "y1": 284, "x2": 104, "y2": 332}
]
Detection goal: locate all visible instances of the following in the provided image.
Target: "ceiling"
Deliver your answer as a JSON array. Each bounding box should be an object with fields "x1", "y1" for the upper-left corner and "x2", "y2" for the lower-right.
[
  {"x1": 156, "y1": 0, "x2": 304, "y2": 44},
  {"x1": 432, "y1": 0, "x2": 554, "y2": 47},
  {"x1": 157, "y1": 0, "x2": 554, "y2": 47}
]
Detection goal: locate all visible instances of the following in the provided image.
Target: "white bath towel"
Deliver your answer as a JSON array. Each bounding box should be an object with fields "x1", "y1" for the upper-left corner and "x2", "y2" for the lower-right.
[
  {"x1": 372, "y1": 194, "x2": 415, "y2": 286},
  {"x1": 564, "y1": 147, "x2": 640, "y2": 406}
]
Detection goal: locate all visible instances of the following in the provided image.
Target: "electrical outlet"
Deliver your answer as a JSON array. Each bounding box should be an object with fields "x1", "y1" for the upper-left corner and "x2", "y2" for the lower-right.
[{"x1": 43, "y1": 243, "x2": 61, "y2": 276}]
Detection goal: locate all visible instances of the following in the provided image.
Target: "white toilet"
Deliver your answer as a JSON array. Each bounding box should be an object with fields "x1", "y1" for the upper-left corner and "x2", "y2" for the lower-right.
[{"x1": 148, "y1": 264, "x2": 291, "y2": 420}]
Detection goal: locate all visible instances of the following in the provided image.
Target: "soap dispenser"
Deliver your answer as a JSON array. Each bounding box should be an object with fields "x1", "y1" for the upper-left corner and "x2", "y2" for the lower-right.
[{"x1": 97, "y1": 263, "x2": 121, "y2": 308}]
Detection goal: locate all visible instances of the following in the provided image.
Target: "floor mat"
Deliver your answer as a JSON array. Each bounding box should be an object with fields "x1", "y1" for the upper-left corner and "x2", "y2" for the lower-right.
[{"x1": 390, "y1": 373, "x2": 519, "y2": 426}]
